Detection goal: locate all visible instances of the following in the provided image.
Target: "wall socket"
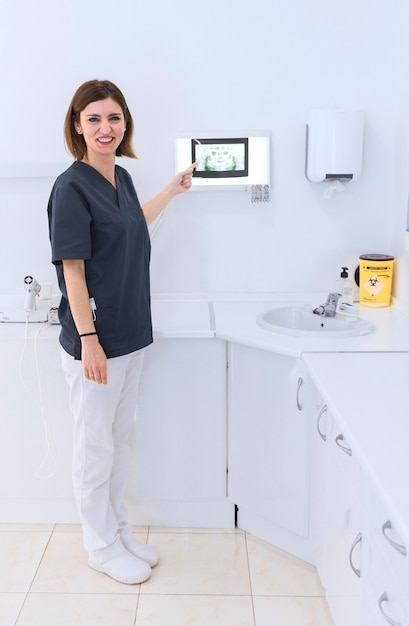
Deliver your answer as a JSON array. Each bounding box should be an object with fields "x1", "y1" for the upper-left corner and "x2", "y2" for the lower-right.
[{"x1": 47, "y1": 307, "x2": 60, "y2": 324}]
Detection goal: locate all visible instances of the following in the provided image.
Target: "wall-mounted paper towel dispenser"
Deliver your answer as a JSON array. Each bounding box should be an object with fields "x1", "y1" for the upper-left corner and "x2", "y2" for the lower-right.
[{"x1": 305, "y1": 109, "x2": 364, "y2": 184}]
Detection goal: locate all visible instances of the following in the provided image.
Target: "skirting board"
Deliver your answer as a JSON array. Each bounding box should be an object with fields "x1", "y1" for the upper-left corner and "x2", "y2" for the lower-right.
[
  {"x1": 236, "y1": 505, "x2": 314, "y2": 565},
  {"x1": 0, "y1": 498, "x2": 235, "y2": 529}
]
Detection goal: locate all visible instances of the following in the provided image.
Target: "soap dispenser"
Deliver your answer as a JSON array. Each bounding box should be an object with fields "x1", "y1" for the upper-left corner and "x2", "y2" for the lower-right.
[
  {"x1": 336, "y1": 267, "x2": 356, "y2": 317},
  {"x1": 336, "y1": 267, "x2": 354, "y2": 304}
]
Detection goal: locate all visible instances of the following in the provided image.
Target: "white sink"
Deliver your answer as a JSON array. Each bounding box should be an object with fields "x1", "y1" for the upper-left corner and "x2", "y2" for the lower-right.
[{"x1": 257, "y1": 306, "x2": 375, "y2": 338}]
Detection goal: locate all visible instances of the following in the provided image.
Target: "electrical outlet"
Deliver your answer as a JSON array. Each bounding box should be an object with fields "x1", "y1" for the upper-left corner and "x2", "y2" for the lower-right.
[{"x1": 47, "y1": 307, "x2": 60, "y2": 324}]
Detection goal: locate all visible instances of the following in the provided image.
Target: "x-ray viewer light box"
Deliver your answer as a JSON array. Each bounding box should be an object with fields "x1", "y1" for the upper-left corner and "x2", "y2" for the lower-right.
[
  {"x1": 175, "y1": 134, "x2": 270, "y2": 190},
  {"x1": 192, "y1": 138, "x2": 249, "y2": 178}
]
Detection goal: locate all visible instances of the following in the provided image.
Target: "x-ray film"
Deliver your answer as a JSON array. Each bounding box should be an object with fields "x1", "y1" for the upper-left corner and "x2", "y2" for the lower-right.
[{"x1": 192, "y1": 138, "x2": 249, "y2": 178}]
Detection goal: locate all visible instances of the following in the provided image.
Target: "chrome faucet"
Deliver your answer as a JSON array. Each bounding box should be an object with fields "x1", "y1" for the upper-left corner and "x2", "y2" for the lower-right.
[{"x1": 313, "y1": 292, "x2": 341, "y2": 317}]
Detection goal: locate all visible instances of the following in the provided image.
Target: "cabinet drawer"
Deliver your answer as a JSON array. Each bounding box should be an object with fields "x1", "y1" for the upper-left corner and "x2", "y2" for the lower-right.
[
  {"x1": 369, "y1": 488, "x2": 409, "y2": 598},
  {"x1": 328, "y1": 426, "x2": 361, "y2": 490},
  {"x1": 368, "y1": 530, "x2": 408, "y2": 626},
  {"x1": 327, "y1": 426, "x2": 363, "y2": 535},
  {"x1": 364, "y1": 597, "x2": 384, "y2": 626}
]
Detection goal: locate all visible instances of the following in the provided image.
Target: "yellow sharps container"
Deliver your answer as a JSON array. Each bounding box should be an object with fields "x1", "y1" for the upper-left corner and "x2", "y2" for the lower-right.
[{"x1": 359, "y1": 254, "x2": 395, "y2": 307}]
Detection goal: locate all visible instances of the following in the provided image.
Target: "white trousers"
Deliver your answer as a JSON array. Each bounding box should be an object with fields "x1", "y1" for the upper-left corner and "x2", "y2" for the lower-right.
[{"x1": 61, "y1": 347, "x2": 145, "y2": 562}]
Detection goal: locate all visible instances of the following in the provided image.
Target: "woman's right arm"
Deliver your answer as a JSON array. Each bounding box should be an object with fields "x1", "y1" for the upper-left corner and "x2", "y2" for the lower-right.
[{"x1": 62, "y1": 259, "x2": 108, "y2": 385}]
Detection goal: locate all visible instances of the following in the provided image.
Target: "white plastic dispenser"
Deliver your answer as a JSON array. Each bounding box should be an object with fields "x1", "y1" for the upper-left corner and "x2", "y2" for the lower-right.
[
  {"x1": 335, "y1": 267, "x2": 357, "y2": 318},
  {"x1": 305, "y1": 109, "x2": 364, "y2": 185}
]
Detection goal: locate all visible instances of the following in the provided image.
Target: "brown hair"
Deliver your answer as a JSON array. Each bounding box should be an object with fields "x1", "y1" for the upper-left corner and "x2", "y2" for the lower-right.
[{"x1": 64, "y1": 79, "x2": 137, "y2": 160}]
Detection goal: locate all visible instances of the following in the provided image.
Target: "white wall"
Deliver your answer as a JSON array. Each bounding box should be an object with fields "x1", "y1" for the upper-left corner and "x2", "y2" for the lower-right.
[
  {"x1": 0, "y1": 0, "x2": 406, "y2": 298},
  {"x1": 390, "y1": 6, "x2": 409, "y2": 305}
]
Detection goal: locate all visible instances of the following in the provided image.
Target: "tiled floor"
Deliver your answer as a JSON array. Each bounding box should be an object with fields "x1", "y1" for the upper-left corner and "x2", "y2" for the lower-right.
[{"x1": 0, "y1": 524, "x2": 334, "y2": 626}]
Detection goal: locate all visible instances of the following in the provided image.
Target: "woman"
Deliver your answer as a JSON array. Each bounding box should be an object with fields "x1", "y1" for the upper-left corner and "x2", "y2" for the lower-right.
[{"x1": 47, "y1": 79, "x2": 195, "y2": 585}]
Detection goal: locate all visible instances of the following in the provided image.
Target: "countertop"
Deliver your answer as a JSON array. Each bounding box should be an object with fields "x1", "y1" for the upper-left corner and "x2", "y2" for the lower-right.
[
  {"x1": 304, "y1": 351, "x2": 409, "y2": 548},
  {"x1": 212, "y1": 299, "x2": 409, "y2": 356},
  {"x1": 0, "y1": 299, "x2": 214, "y2": 340},
  {"x1": 3, "y1": 294, "x2": 409, "y2": 353}
]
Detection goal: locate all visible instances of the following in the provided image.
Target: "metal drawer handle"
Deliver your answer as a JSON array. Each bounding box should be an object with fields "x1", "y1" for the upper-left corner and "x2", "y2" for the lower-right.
[
  {"x1": 316, "y1": 405, "x2": 327, "y2": 441},
  {"x1": 378, "y1": 592, "x2": 402, "y2": 626},
  {"x1": 382, "y1": 520, "x2": 407, "y2": 557},
  {"x1": 349, "y1": 532, "x2": 362, "y2": 577},
  {"x1": 335, "y1": 433, "x2": 352, "y2": 456},
  {"x1": 296, "y1": 377, "x2": 303, "y2": 411}
]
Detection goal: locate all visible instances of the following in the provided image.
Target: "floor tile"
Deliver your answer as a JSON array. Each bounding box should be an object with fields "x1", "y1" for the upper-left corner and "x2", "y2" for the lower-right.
[
  {"x1": 136, "y1": 594, "x2": 255, "y2": 626},
  {"x1": 30, "y1": 531, "x2": 144, "y2": 594},
  {"x1": 141, "y1": 532, "x2": 251, "y2": 595},
  {"x1": 0, "y1": 532, "x2": 51, "y2": 592},
  {"x1": 15, "y1": 593, "x2": 138, "y2": 626},
  {"x1": 0, "y1": 523, "x2": 337, "y2": 626},
  {"x1": 0, "y1": 593, "x2": 26, "y2": 625},
  {"x1": 53, "y1": 524, "x2": 149, "y2": 537},
  {"x1": 246, "y1": 533, "x2": 325, "y2": 596},
  {"x1": 253, "y1": 596, "x2": 334, "y2": 626},
  {"x1": 53, "y1": 524, "x2": 81, "y2": 532},
  {"x1": 0, "y1": 524, "x2": 54, "y2": 532},
  {"x1": 149, "y1": 526, "x2": 243, "y2": 534}
]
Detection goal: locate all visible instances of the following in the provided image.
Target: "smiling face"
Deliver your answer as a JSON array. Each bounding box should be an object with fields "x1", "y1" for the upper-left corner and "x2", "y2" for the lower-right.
[{"x1": 75, "y1": 97, "x2": 126, "y2": 164}]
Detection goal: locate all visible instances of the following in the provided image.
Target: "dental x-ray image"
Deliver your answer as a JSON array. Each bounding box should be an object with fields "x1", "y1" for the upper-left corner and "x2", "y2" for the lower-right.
[{"x1": 192, "y1": 138, "x2": 248, "y2": 178}]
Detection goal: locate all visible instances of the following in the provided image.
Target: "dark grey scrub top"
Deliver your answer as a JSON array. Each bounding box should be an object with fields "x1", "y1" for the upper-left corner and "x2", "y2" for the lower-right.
[{"x1": 47, "y1": 161, "x2": 153, "y2": 360}]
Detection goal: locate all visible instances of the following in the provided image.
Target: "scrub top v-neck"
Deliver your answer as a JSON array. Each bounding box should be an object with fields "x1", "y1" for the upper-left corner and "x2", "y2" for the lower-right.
[{"x1": 47, "y1": 160, "x2": 153, "y2": 360}]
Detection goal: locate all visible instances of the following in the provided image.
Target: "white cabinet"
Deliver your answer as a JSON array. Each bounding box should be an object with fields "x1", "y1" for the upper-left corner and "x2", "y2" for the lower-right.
[
  {"x1": 364, "y1": 484, "x2": 409, "y2": 626},
  {"x1": 227, "y1": 343, "x2": 312, "y2": 561},
  {"x1": 0, "y1": 335, "x2": 75, "y2": 522},
  {"x1": 309, "y1": 386, "x2": 365, "y2": 626},
  {"x1": 308, "y1": 378, "x2": 409, "y2": 626},
  {"x1": 304, "y1": 351, "x2": 409, "y2": 626},
  {"x1": 325, "y1": 419, "x2": 364, "y2": 626},
  {"x1": 0, "y1": 331, "x2": 232, "y2": 528},
  {"x1": 127, "y1": 337, "x2": 233, "y2": 528},
  {"x1": 309, "y1": 391, "x2": 331, "y2": 583}
]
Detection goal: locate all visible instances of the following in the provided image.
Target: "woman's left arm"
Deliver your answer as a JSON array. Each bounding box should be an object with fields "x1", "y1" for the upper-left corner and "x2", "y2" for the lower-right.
[{"x1": 142, "y1": 163, "x2": 196, "y2": 225}]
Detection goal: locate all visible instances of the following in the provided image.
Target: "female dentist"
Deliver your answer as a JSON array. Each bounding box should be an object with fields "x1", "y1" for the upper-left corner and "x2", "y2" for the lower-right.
[{"x1": 48, "y1": 79, "x2": 196, "y2": 585}]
